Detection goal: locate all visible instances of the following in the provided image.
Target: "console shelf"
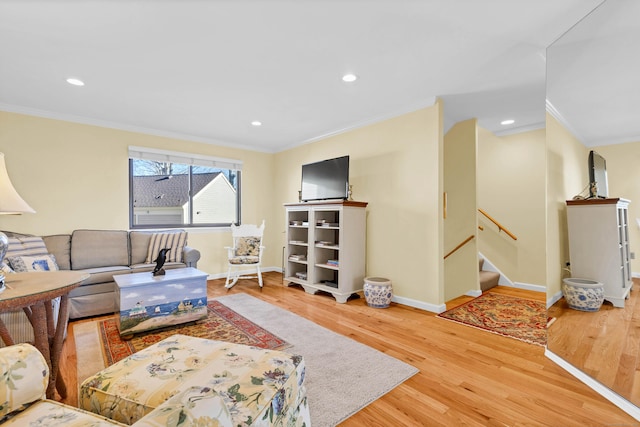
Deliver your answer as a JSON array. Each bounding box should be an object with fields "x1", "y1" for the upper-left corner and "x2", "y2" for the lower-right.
[
  {"x1": 566, "y1": 198, "x2": 632, "y2": 307},
  {"x1": 284, "y1": 200, "x2": 367, "y2": 303}
]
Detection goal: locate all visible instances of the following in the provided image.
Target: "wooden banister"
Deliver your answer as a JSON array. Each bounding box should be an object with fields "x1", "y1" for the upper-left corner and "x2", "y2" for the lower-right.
[
  {"x1": 478, "y1": 208, "x2": 517, "y2": 240},
  {"x1": 444, "y1": 234, "x2": 475, "y2": 260}
]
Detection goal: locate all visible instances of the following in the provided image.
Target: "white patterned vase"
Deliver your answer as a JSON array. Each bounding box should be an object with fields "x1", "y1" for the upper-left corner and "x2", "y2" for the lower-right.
[
  {"x1": 562, "y1": 278, "x2": 605, "y2": 312},
  {"x1": 364, "y1": 277, "x2": 392, "y2": 308}
]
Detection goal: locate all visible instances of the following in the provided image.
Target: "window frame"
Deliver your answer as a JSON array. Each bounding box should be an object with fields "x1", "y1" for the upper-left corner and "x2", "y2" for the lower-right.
[{"x1": 128, "y1": 146, "x2": 242, "y2": 229}]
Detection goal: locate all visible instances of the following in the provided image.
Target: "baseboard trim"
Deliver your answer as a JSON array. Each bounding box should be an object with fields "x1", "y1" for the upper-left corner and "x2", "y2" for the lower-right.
[
  {"x1": 207, "y1": 266, "x2": 282, "y2": 281},
  {"x1": 545, "y1": 349, "x2": 640, "y2": 421},
  {"x1": 391, "y1": 294, "x2": 447, "y2": 314},
  {"x1": 207, "y1": 268, "x2": 453, "y2": 314},
  {"x1": 547, "y1": 290, "x2": 563, "y2": 309},
  {"x1": 478, "y1": 252, "x2": 514, "y2": 287},
  {"x1": 511, "y1": 281, "x2": 546, "y2": 293}
]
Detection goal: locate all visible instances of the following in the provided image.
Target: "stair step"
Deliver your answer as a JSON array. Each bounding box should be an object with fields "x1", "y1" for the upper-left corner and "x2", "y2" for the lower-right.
[{"x1": 479, "y1": 270, "x2": 500, "y2": 292}]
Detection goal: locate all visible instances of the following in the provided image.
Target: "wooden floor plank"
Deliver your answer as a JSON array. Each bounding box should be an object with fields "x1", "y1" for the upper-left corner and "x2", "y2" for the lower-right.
[
  {"x1": 548, "y1": 278, "x2": 640, "y2": 409},
  {"x1": 57, "y1": 272, "x2": 637, "y2": 425}
]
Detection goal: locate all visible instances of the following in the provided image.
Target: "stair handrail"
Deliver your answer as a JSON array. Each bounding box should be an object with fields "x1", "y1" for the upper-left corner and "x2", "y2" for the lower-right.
[
  {"x1": 477, "y1": 208, "x2": 517, "y2": 240},
  {"x1": 444, "y1": 234, "x2": 475, "y2": 260}
]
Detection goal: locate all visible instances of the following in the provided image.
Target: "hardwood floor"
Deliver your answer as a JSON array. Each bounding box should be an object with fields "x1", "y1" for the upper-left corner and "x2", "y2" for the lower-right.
[
  {"x1": 58, "y1": 272, "x2": 637, "y2": 426},
  {"x1": 548, "y1": 278, "x2": 640, "y2": 407}
]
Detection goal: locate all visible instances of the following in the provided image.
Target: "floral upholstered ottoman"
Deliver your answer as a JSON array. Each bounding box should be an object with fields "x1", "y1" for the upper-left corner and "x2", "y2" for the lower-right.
[{"x1": 79, "y1": 334, "x2": 310, "y2": 426}]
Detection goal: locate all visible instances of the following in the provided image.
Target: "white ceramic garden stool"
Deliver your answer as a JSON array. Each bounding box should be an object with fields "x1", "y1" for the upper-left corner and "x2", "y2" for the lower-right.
[
  {"x1": 562, "y1": 278, "x2": 605, "y2": 312},
  {"x1": 363, "y1": 277, "x2": 393, "y2": 308}
]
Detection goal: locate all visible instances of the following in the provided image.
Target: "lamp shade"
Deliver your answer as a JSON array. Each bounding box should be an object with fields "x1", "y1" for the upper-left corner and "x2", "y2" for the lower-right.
[{"x1": 0, "y1": 153, "x2": 35, "y2": 214}]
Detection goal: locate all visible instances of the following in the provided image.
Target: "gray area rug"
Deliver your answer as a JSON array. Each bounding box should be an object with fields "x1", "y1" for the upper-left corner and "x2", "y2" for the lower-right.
[{"x1": 216, "y1": 293, "x2": 419, "y2": 427}]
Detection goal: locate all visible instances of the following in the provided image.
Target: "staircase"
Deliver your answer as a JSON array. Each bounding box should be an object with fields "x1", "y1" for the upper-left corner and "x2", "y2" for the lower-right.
[{"x1": 479, "y1": 257, "x2": 500, "y2": 292}]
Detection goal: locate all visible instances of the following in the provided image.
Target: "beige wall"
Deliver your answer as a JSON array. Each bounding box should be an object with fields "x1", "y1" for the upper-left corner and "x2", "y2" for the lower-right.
[
  {"x1": 545, "y1": 113, "x2": 589, "y2": 297},
  {"x1": 443, "y1": 119, "x2": 478, "y2": 300},
  {"x1": 1, "y1": 102, "x2": 448, "y2": 308},
  {"x1": 477, "y1": 127, "x2": 547, "y2": 286},
  {"x1": 0, "y1": 111, "x2": 277, "y2": 277},
  {"x1": 274, "y1": 102, "x2": 445, "y2": 307},
  {"x1": 590, "y1": 141, "x2": 640, "y2": 273}
]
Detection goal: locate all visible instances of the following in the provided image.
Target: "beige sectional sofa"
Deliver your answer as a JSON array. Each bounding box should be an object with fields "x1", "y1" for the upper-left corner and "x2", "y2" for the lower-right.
[
  {"x1": 43, "y1": 229, "x2": 201, "y2": 319},
  {"x1": 0, "y1": 229, "x2": 201, "y2": 347}
]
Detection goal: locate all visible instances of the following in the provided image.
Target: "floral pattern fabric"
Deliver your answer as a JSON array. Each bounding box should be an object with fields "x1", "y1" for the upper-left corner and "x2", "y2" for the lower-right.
[
  {"x1": 0, "y1": 343, "x2": 49, "y2": 420},
  {"x1": 229, "y1": 255, "x2": 260, "y2": 265},
  {"x1": 3, "y1": 401, "x2": 128, "y2": 426},
  {"x1": 0, "y1": 343, "x2": 127, "y2": 426},
  {"x1": 235, "y1": 237, "x2": 261, "y2": 257},
  {"x1": 80, "y1": 334, "x2": 310, "y2": 426}
]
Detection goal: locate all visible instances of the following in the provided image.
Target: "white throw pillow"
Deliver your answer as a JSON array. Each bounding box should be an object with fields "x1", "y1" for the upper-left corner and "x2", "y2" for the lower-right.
[{"x1": 7, "y1": 254, "x2": 59, "y2": 272}]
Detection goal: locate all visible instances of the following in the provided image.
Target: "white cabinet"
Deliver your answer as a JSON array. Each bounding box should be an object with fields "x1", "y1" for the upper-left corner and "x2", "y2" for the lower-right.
[
  {"x1": 566, "y1": 198, "x2": 632, "y2": 308},
  {"x1": 284, "y1": 200, "x2": 367, "y2": 303}
]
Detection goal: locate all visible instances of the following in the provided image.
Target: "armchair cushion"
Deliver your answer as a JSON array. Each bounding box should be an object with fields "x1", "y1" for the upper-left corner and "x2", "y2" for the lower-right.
[
  {"x1": 3, "y1": 401, "x2": 127, "y2": 426},
  {"x1": 229, "y1": 255, "x2": 260, "y2": 265},
  {"x1": 0, "y1": 343, "x2": 48, "y2": 421},
  {"x1": 235, "y1": 236, "x2": 261, "y2": 257}
]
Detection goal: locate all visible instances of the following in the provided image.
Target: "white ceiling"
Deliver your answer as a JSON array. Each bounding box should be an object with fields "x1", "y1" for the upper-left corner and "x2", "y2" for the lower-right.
[
  {"x1": 547, "y1": 0, "x2": 640, "y2": 147},
  {"x1": 0, "y1": 0, "x2": 607, "y2": 153}
]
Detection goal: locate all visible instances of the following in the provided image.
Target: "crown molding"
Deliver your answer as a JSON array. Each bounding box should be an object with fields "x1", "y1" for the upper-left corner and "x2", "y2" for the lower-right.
[
  {"x1": 493, "y1": 121, "x2": 545, "y2": 137},
  {"x1": 0, "y1": 103, "x2": 274, "y2": 154},
  {"x1": 276, "y1": 97, "x2": 438, "y2": 152},
  {"x1": 545, "y1": 99, "x2": 584, "y2": 142}
]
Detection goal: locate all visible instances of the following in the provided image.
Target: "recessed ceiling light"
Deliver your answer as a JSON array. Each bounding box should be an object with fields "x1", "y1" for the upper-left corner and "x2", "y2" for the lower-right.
[
  {"x1": 501, "y1": 119, "x2": 515, "y2": 125},
  {"x1": 342, "y1": 74, "x2": 357, "y2": 83},
  {"x1": 251, "y1": 121, "x2": 262, "y2": 126},
  {"x1": 66, "y1": 78, "x2": 85, "y2": 86}
]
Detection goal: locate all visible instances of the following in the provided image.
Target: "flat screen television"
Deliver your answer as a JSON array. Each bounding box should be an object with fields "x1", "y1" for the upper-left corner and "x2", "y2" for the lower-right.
[
  {"x1": 588, "y1": 150, "x2": 608, "y2": 199},
  {"x1": 300, "y1": 155, "x2": 349, "y2": 202}
]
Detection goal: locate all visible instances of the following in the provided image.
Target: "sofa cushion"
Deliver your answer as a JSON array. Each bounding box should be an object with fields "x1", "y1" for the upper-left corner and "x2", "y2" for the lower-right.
[
  {"x1": 130, "y1": 262, "x2": 185, "y2": 274},
  {"x1": 71, "y1": 230, "x2": 129, "y2": 270},
  {"x1": 145, "y1": 231, "x2": 187, "y2": 263},
  {"x1": 129, "y1": 231, "x2": 154, "y2": 265},
  {"x1": 71, "y1": 266, "x2": 131, "y2": 286},
  {"x1": 7, "y1": 254, "x2": 59, "y2": 272},
  {"x1": 43, "y1": 234, "x2": 71, "y2": 270}
]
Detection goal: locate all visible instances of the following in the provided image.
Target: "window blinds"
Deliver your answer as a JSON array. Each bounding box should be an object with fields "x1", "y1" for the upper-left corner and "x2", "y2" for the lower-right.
[{"x1": 128, "y1": 146, "x2": 243, "y2": 171}]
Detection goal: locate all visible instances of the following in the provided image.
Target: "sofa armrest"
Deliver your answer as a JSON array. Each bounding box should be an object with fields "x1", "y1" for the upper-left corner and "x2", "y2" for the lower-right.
[
  {"x1": 133, "y1": 386, "x2": 232, "y2": 427},
  {"x1": 183, "y1": 246, "x2": 201, "y2": 268},
  {"x1": 0, "y1": 344, "x2": 48, "y2": 420}
]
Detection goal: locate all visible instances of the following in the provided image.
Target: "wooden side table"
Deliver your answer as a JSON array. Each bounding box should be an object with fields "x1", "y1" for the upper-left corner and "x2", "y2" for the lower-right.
[{"x1": 0, "y1": 271, "x2": 89, "y2": 399}]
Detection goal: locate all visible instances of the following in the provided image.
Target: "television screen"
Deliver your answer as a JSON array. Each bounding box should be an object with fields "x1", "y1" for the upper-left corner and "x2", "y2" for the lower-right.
[
  {"x1": 588, "y1": 150, "x2": 608, "y2": 199},
  {"x1": 301, "y1": 156, "x2": 349, "y2": 201}
]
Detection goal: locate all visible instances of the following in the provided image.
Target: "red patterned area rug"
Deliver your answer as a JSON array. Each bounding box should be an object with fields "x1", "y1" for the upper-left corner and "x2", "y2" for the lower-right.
[
  {"x1": 436, "y1": 293, "x2": 549, "y2": 346},
  {"x1": 99, "y1": 300, "x2": 290, "y2": 365}
]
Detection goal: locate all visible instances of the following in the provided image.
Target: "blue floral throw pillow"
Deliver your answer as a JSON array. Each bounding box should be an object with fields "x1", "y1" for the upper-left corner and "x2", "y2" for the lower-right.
[{"x1": 7, "y1": 254, "x2": 59, "y2": 272}]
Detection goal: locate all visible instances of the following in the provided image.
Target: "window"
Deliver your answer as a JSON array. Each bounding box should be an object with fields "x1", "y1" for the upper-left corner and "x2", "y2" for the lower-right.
[{"x1": 128, "y1": 146, "x2": 242, "y2": 228}]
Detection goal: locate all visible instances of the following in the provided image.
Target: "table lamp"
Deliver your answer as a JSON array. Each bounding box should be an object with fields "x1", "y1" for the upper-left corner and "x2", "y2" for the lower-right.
[{"x1": 0, "y1": 152, "x2": 35, "y2": 290}]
